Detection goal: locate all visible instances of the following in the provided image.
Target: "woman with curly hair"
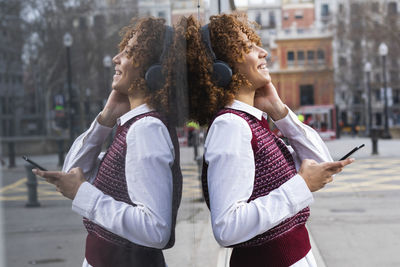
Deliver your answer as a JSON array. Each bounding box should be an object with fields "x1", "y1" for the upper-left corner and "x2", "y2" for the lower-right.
[
  {"x1": 185, "y1": 14, "x2": 354, "y2": 267},
  {"x1": 33, "y1": 17, "x2": 183, "y2": 267}
]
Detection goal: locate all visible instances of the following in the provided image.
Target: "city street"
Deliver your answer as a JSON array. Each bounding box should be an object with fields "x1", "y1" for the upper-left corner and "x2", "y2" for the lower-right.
[{"x1": 0, "y1": 137, "x2": 400, "y2": 266}]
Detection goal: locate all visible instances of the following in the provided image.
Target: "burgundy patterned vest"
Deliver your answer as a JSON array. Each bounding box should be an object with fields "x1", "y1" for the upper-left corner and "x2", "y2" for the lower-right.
[
  {"x1": 202, "y1": 108, "x2": 311, "y2": 267},
  {"x1": 84, "y1": 111, "x2": 182, "y2": 267}
]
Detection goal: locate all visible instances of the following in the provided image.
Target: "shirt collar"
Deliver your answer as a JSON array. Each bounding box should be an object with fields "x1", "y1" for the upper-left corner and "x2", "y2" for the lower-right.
[
  {"x1": 117, "y1": 103, "x2": 154, "y2": 126},
  {"x1": 227, "y1": 100, "x2": 265, "y2": 120}
]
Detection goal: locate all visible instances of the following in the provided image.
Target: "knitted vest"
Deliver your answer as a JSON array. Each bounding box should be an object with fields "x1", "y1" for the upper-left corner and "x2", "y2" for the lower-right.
[
  {"x1": 202, "y1": 108, "x2": 311, "y2": 267},
  {"x1": 84, "y1": 111, "x2": 182, "y2": 267}
]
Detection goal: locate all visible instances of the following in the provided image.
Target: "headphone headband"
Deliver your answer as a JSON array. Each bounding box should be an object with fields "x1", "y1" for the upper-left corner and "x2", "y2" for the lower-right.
[
  {"x1": 160, "y1": 25, "x2": 174, "y2": 62},
  {"x1": 145, "y1": 25, "x2": 174, "y2": 92},
  {"x1": 201, "y1": 25, "x2": 216, "y2": 60},
  {"x1": 200, "y1": 24, "x2": 232, "y2": 88}
]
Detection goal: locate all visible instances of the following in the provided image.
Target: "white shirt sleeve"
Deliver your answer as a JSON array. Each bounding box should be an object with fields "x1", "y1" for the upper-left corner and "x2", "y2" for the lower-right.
[
  {"x1": 205, "y1": 113, "x2": 314, "y2": 247},
  {"x1": 71, "y1": 116, "x2": 174, "y2": 249},
  {"x1": 62, "y1": 116, "x2": 113, "y2": 183},
  {"x1": 272, "y1": 108, "x2": 333, "y2": 170}
]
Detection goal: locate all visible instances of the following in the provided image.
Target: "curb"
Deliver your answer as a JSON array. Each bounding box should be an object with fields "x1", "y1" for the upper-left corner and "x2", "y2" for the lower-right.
[{"x1": 308, "y1": 226, "x2": 327, "y2": 267}]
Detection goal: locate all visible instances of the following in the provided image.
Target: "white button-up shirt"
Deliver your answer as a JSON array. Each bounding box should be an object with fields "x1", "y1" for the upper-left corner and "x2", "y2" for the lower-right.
[
  {"x1": 204, "y1": 100, "x2": 333, "y2": 266},
  {"x1": 63, "y1": 104, "x2": 175, "y2": 267}
]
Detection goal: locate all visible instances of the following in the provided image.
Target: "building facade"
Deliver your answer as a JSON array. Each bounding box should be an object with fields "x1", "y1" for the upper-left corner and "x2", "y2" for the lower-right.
[{"x1": 0, "y1": 1, "x2": 25, "y2": 138}]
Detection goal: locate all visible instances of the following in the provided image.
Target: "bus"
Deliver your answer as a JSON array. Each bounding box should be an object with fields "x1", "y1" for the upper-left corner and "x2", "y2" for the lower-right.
[{"x1": 296, "y1": 105, "x2": 337, "y2": 140}]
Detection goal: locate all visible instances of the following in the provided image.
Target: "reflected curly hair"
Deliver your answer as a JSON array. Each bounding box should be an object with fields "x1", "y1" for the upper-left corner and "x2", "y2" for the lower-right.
[
  {"x1": 119, "y1": 17, "x2": 187, "y2": 125},
  {"x1": 185, "y1": 13, "x2": 261, "y2": 126}
]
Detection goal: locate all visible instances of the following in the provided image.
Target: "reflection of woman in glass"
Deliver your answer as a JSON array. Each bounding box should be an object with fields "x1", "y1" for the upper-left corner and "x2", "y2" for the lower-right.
[
  {"x1": 185, "y1": 14, "x2": 353, "y2": 267},
  {"x1": 33, "y1": 17, "x2": 183, "y2": 267}
]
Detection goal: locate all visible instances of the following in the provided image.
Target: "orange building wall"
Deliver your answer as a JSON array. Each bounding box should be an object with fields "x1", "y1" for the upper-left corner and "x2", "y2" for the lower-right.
[
  {"x1": 271, "y1": 71, "x2": 334, "y2": 111},
  {"x1": 276, "y1": 37, "x2": 333, "y2": 69},
  {"x1": 282, "y1": 8, "x2": 315, "y2": 29}
]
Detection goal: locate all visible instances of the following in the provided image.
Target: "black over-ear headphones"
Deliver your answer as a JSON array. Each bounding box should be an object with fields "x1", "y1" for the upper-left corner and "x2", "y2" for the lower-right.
[
  {"x1": 200, "y1": 24, "x2": 232, "y2": 88},
  {"x1": 145, "y1": 25, "x2": 174, "y2": 92}
]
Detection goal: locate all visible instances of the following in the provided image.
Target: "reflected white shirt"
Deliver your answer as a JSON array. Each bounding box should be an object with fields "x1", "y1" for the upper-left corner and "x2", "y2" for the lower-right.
[
  {"x1": 204, "y1": 100, "x2": 332, "y2": 266},
  {"x1": 63, "y1": 104, "x2": 175, "y2": 251}
]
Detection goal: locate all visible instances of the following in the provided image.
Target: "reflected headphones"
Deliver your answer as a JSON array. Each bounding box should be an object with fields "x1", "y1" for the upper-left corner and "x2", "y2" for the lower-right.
[
  {"x1": 200, "y1": 24, "x2": 232, "y2": 88},
  {"x1": 145, "y1": 25, "x2": 174, "y2": 92}
]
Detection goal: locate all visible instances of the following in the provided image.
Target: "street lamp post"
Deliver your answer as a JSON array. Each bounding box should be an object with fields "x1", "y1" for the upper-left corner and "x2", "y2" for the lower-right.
[
  {"x1": 379, "y1": 42, "x2": 391, "y2": 139},
  {"x1": 103, "y1": 55, "x2": 113, "y2": 146},
  {"x1": 63, "y1": 32, "x2": 74, "y2": 145},
  {"x1": 103, "y1": 54, "x2": 112, "y2": 93},
  {"x1": 364, "y1": 62, "x2": 372, "y2": 136}
]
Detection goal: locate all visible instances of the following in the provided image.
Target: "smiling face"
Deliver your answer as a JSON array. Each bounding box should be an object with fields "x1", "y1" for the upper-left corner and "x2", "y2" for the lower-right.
[
  {"x1": 233, "y1": 32, "x2": 270, "y2": 90},
  {"x1": 111, "y1": 35, "x2": 140, "y2": 95}
]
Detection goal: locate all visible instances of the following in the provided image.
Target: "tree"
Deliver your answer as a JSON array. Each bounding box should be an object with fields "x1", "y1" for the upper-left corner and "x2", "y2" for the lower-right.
[
  {"x1": 334, "y1": 0, "x2": 400, "y2": 129},
  {"x1": 21, "y1": 0, "x2": 138, "y2": 136}
]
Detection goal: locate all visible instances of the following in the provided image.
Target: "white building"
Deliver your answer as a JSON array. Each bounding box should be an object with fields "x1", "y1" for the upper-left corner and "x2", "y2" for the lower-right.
[
  {"x1": 246, "y1": 0, "x2": 282, "y2": 47},
  {"x1": 138, "y1": 0, "x2": 172, "y2": 25}
]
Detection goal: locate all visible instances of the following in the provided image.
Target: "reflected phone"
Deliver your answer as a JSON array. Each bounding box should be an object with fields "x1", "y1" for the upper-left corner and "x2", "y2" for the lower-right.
[
  {"x1": 339, "y1": 144, "x2": 365, "y2": 160},
  {"x1": 22, "y1": 155, "x2": 48, "y2": 171}
]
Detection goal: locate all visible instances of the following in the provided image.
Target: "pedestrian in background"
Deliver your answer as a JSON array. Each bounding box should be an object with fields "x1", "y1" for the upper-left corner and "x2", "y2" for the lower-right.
[
  {"x1": 33, "y1": 17, "x2": 184, "y2": 267},
  {"x1": 184, "y1": 13, "x2": 354, "y2": 267}
]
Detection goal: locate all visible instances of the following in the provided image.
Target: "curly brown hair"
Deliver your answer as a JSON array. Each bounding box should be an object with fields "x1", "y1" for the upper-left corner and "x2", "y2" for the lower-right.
[
  {"x1": 185, "y1": 13, "x2": 261, "y2": 126},
  {"x1": 119, "y1": 17, "x2": 187, "y2": 126}
]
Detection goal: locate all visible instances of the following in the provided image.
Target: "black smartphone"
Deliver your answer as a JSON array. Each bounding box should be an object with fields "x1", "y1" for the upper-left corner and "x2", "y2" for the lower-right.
[
  {"x1": 339, "y1": 144, "x2": 365, "y2": 160},
  {"x1": 22, "y1": 155, "x2": 48, "y2": 171}
]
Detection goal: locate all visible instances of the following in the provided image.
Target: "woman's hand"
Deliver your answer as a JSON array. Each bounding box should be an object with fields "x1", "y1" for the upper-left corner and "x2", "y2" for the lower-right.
[
  {"x1": 254, "y1": 82, "x2": 287, "y2": 121},
  {"x1": 32, "y1": 167, "x2": 86, "y2": 200},
  {"x1": 299, "y1": 158, "x2": 355, "y2": 192},
  {"x1": 97, "y1": 90, "x2": 131, "y2": 127}
]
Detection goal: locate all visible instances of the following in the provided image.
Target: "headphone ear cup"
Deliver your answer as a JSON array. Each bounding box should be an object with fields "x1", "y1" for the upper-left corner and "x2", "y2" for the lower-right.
[
  {"x1": 145, "y1": 64, "x2": 164, "y2": 92},
  {"x1": 212, "y1": 60, "x2": 232, "y2": 88}
]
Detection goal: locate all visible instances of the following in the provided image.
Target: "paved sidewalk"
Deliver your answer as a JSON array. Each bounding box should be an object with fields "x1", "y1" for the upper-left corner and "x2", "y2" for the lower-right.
[
  {"x1": 0, "y1": 146, "x2": 219, "y2": 267},
  {"x1": 311, "y1": 137, "x2": 400, "y2": 267}
]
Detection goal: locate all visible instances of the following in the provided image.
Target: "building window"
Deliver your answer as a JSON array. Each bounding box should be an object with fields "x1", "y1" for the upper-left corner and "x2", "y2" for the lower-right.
[
  {"x1": 79, "y1": 17, "x2": 87, "y2": 29},
  {"x1": 353, "y1": 90, "x2": 362, "y2": 104},
  {"x1": 394, "y1": 89, "x2": 400, "y2": 104},
  {"x1": 300, "y1": 85, "x2": 314, "y2": 106},
  {"x1": 295, "y1": 10, "x2": 303, "y2": 19},
  {"x1": 388, "y1": 2, "x2": 397, "y2": 15},
  {"x1": 321, "y1": 4, "x2": 330, "y2": 16},
  {"x1": 287, "y1": 51, "x2": 295, "y2": 65},
  {"x1": 372, "y1": 2, "x2": 379, "y2": 12},
  {"x1": 353, "y1": 39, "x2": 361, "y2": 50},
  {"x1": 297, "y1": 51, "x2": 305, "y2": 65},
  {"x1": 307, "y1": 50, "x2": 315, "y2": 63},
  {"x1": 255, "y1": 12, "x2": 262, "y2": 25},
  {"x1": 269, "y1": 11, "x2": 276, "y2": 28},
  {"x1": 339, "y1": 56, "x2": 347, "y2": 67},
  {"x1": 158, "y1": 11, "x2": 166, "y2": 19},
  {"x1": 375, "y1": 89, "x2": 381, "y2": 101},
  {"x1": 339, "y1": 4, "x2": 344, "y2": 13},
  {"x1": 317, "y1": 49, "x2": 325, "y2": 63},
  {"x1": 375, "y1": 113, "x2": 382, "y2": 126},
  {"x1": 283, "y1": 12, "x2": 289, "y2": 20}
]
